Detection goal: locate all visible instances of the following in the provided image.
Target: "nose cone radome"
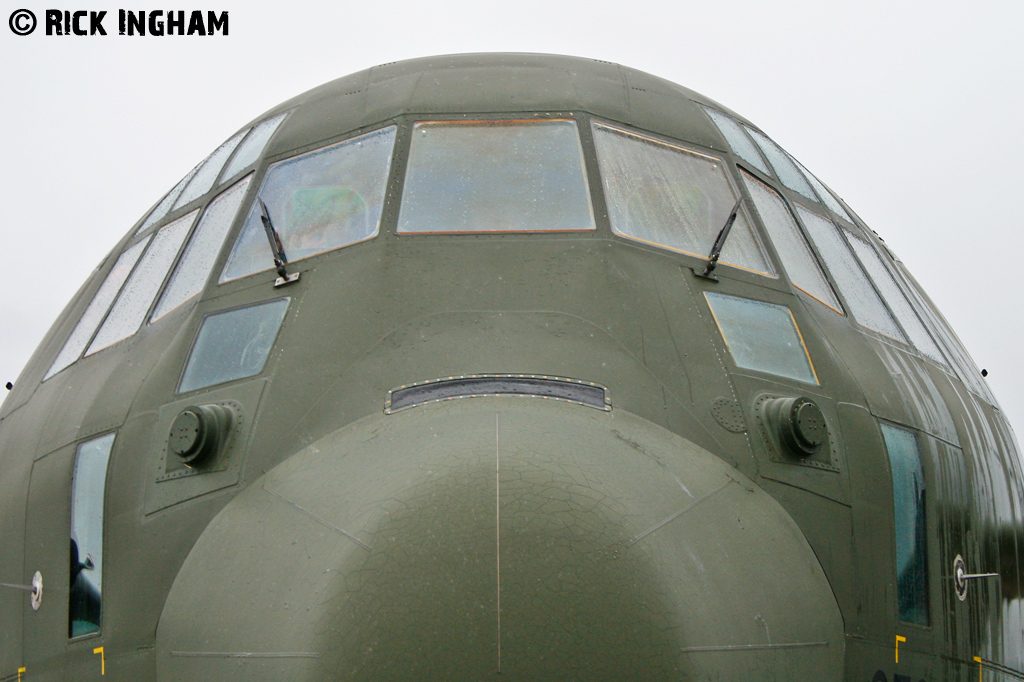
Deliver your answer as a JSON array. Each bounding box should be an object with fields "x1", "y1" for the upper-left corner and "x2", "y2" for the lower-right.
[{"x1": 156, "y1": 399, "x2": 843, "y2": 682}]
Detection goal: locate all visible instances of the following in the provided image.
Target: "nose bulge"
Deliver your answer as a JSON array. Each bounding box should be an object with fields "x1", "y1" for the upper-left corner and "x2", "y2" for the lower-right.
[{"x1": 156, "y1": 399, "x2": 844, "y2": 682}]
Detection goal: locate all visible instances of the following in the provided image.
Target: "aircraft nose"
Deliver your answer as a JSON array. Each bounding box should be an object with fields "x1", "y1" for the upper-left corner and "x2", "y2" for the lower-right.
[{"x1": 157, "y1": 399, "x2": 844, "y2": 682}]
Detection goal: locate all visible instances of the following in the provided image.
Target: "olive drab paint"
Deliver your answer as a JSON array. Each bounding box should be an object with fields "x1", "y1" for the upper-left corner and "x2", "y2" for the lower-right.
[{"x1": 0, "y1": 54, "x2": 1021, "y2": 682}]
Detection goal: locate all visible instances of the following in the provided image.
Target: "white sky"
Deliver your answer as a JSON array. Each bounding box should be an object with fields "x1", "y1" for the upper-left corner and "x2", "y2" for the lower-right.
[{"x1": 1, "y1": 0, "x2": 1022, "y2": 439}]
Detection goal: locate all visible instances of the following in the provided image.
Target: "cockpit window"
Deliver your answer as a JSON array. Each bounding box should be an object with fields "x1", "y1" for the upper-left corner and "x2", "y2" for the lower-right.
[
  {"x1": 153, "y1": 175, "x2": 253, "y2": 321},
  {"x1": 791, "y1": 158, "x2": 854, "y2": 224},
  {"x1": 171, "y1": 129, "x2": 249, "y2": 211},
  {"x1": 741, "y1": 172, "x2": 841, "y2": 313},
  {"x1": 880, "y1": 423, "x2": 930, "y2": 626},
  {"x1": 220, "y1": 113, "x2": 287, "y2": 181},
  {"x1": 87, "y1": 211, "x2": 197, "y2": 355},
  {"x1": 897, "y1": 268, "x2": 995, "y2": 402},
  {"x1": 45, "y1": 238, "x2": 150, "y2": 380},
  {"x1": 398, "y1": 119, "x2": 595, "y2": 234},
  {"x1": 593, "y1": 121, "x2": 773, "y2": 276},
  {"x1": 797, "y1": 204, "x2": 906, "y2": 342},
  {"x1": 220, "y1": 126, "x2": 396, "y2": 282},
  {"x1": 744, "y1": 127, "x2": 817, "y2": 202},
  {"x1": 845, "y1": 232, "x2": 946, "y2": 364},
  {"x1": 134, "y1": 113, "x2": 285, "y2": 237},
  {"x1": 135, "y1": 168, "x2": 199, "y2": 235},
  {"x1": 701, "y1": 107, "x2": 772, "y2": 176},
  {"x1": 69, "y1": 432, "x2": 115, "y2": 638},
  {"x1": 705, "y1": 292, "x2": 818, "y2": 385},
  {"x1": 179, "y1": 298, "x2": 290, "y2": 393}
]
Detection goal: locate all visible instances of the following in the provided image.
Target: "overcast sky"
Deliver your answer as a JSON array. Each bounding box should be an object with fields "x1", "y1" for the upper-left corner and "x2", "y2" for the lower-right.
[{"x1": 2, "y1": 0, "x2": 1021, "y2": 439}]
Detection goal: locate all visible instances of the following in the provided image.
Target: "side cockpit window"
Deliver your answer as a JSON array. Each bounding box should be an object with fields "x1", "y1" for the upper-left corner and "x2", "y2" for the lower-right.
[
  {"x1": 743, "y1": 127, "x2": 817, "y2": 202},
  {"x1": 741, "y1": 171, "x2": 842, "y2": 313},
  {"x1": 797, "y1": 204, "x2": 907, "y2": 341},
  {"x1": 701, "y1": 107, "x2": 853, "y2": 223},
  {"x1": 45, "y1": 240, "x2": 150, "y2": 380},
  {"x1": 220, "y1": 113, "x2": 287, "y2": 182},
  {"x1": 845, "y1": 233, "x2": 946, "y2": 364},
  {"x1": 398, "y1": 119, "x2": 595, "y2": 234},
  {"x1": 86, "y1": 211, "x2": 197, "y2": 355},
  {"x1": 152, "y1": 175, "x2": 253, "y2": 321},
  {"x1": 593, "y1": 121, "x2": 773, "y2": 276},
  {"x1": 701, "y1": 107, "x2": 771, "y2": 176},
  {"x1": 170, "y1": 129, "x2": 248, "y2": 211},
  {"x1": 46, "y1": 173, "x2": 258, "y2": 378},
  {"x1": 69, "y1": 432, "x2": 115, "y2": 638},
  {"x1": 880, "y1": 423, "x2": 930, "y2": 626},
  {"x1": 136, "y1": 112, "x2": 287, "y2": 236},
  {"x1": 790, "y1": 157, "x2": 854, "y2": 224},
  {"x1": 221, "y1": 126, "x2": 396, "y2": 281}
]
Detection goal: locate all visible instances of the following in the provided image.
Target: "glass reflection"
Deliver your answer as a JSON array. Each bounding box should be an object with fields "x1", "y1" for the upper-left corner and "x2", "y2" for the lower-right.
[{"x1": 221, "y1": 126, "x2": 395, "y2": 282}]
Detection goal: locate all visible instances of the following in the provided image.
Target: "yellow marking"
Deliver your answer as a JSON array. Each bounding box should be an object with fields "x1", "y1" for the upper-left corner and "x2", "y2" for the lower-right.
[
  {"x1": 895, "y1": 635, "x2": 906, "y2": 663},
  {"x1": 93, "y1": 647, "x2": 104, "y2": 675},
  {"x1": 792, "y1": 284, "x2": 845, "y2": 316},
  {"x1": 974, "y1": 655, "x2": 983, "y2": 682},
  {"x1": 18, "y1": 667, "x2": 26, "y2": 682},
  {"x1": 786, "y1": 306, "x2": 820, "y2": 385}
]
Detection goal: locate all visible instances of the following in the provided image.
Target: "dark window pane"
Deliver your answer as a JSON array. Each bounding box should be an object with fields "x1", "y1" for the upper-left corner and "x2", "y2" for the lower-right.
[
  {"x1": 69, "y1": 432, "x2": 115, "y2": 637},
  {"x1": 179, "y1": 298, "x2": 289, "y2": 393},
  {"x1": 881, "y1": 424, "x2": 930, "y2": 626}
]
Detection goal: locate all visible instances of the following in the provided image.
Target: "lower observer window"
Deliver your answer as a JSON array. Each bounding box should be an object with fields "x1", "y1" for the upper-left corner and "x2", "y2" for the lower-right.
[
  {"x1": 705, "y1": 292, "x2": 818, "y2": 385},
  {"x1": 178, "y1": 298, "x2": 290, "y2": 393}
]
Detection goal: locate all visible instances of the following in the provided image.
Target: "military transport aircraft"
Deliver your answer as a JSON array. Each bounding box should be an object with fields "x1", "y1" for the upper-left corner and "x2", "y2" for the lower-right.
[{"x1": 1, "y1": 54, "x2": 1021, "y2": 682}]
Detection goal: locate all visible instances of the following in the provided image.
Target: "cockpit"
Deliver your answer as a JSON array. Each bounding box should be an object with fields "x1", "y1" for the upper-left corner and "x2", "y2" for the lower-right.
[{"x1": 41, "y1": 106, "x2": 993, "y2": 406}]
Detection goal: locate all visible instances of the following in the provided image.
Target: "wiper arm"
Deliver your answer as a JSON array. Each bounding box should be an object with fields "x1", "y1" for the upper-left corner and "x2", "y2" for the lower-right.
[
  {"x1": 694, "y1": 196, "x2": 744, "y2": 281},
  {"x1": 258, "y1": 197, "x2": 300, "y2": 288}
]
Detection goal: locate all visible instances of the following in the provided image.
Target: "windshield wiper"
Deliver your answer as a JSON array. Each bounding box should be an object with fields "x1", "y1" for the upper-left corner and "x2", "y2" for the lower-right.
[
  {"x1": 694, "y1": 196, "x2": 744, "y2": 281},
  {"x1": 258, "y1": 197, "x2": 300, "y2": 287}
]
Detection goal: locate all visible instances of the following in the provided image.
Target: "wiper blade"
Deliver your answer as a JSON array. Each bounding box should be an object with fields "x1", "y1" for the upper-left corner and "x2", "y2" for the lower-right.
[
  {"x1": 694, "y1": 195, "x2": 744, "y2": 281},
  {"x1": 258, "y1": 197, "x2": 300, "y2": 287}
]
